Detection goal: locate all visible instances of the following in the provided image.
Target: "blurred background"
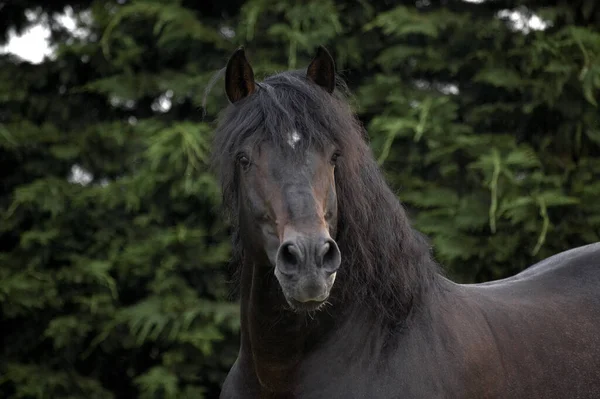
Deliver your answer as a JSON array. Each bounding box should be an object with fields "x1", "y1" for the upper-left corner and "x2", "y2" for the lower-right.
[{"x1": 1, "y1": 0, "x2": 599, "y2": 397}]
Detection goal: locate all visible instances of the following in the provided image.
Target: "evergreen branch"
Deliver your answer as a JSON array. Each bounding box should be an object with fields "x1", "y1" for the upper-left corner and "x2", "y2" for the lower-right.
[
  {"x1": 414, "y1": 97, "x2": 432, "y2": 142},
  {"x1": 488, "y1": 149, "x2": 501, "y2": 234},
  {"x1": 532, "y1": 196, "x2": 549, "y2": 256}
]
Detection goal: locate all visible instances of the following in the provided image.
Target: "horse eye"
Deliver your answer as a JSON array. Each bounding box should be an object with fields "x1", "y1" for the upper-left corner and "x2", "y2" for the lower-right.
[
  {"x1": 331, "y1": 151, "x2": 341, "y2": 165},
  {"x1": 238, "y1": 155, "x2": 251, "y2": 170}
]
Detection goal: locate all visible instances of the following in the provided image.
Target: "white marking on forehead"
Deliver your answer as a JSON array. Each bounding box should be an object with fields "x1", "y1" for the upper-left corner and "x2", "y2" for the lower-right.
[{"x1": 287, "y1": 130, "x2": 301, "y2": 149}]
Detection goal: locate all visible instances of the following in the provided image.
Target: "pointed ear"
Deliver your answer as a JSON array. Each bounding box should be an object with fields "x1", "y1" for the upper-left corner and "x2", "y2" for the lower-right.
[
  {"x1": 225, "y1": 47, "x2": 256, "y2": 103},
  {"x1": 306, "y1": 46, "x2": 336, "y2": 94}
]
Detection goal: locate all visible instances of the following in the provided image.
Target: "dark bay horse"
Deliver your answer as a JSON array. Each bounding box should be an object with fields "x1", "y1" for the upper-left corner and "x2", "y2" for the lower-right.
[{"x1": 213, "y1": 46, "x2": 600, "y2": 398}]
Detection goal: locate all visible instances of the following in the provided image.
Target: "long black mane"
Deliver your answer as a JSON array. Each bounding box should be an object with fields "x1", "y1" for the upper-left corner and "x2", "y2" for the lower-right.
[{"x1": 212, "y1": 69, "x2": 440, "y2": 323}]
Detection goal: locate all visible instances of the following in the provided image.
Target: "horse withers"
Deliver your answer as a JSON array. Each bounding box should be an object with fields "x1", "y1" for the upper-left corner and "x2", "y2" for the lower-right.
[{"x1": 213, "y1": 46, "x2": 600, "y2": 398}]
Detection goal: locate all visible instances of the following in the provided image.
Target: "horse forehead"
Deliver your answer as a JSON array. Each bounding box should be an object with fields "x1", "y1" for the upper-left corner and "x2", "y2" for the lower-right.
[{"x1": 264, "y1": 147, "x2": 322, "y2": 178}]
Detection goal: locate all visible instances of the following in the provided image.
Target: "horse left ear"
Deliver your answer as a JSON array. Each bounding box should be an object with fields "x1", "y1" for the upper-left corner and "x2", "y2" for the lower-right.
[
  {"x1": 306, "y1": 46, "x2": 336, "y2": 94},
  {"x1": 225, "y1": 47, "x2": 256, "y2": 103}
]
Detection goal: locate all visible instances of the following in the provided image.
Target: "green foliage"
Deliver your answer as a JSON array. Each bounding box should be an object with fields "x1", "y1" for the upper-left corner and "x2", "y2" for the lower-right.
[
  {"x1": 1, "y1": 0, "x2": 599, "y2": 397},
  {"x1": 363, "y1": 1, "x2": 600, "y2": 281},
  {"x1": 1, "y1": 1, "x2": 239, "y2": 397}
]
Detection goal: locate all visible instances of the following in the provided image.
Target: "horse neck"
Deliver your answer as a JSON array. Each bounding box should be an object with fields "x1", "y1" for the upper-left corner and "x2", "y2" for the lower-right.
[{"x1": 238, "y1": 258, "x2": 335, "y2": 392}]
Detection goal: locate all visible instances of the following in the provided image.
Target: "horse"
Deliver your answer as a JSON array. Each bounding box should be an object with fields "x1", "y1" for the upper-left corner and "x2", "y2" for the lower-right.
[{"x1": 212, "y1": 46, "x2": 600, "y2": 398}]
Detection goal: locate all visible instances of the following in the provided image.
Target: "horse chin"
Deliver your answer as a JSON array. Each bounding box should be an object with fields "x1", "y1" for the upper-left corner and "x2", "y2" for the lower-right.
[
  {"x1": 274, "y1": 268, "x2": 338, "y2": 313},
  {"x1": 285, "y1": 296, "x2": 329, "y2": 313}
]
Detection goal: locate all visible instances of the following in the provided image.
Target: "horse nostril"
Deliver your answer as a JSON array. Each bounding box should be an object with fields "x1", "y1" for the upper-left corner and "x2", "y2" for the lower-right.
[
  {"x1": 282, "y1": 243, "x2": 300, "y2": 266},
  {"x1": 277, "y1": 241, "x2": 303, "y2": 275},
  {"x1": 318, "y1": 242, "x2": 330, "y2": 259},
  {"x1": 319, "y1": 239, "x2": 341, "y2": 273}
]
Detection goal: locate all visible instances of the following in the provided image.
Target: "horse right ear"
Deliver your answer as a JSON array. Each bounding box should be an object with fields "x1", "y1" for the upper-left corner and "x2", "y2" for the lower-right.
[{"x1": 225, "y1": 47, "x2": 256, "y2": 103}]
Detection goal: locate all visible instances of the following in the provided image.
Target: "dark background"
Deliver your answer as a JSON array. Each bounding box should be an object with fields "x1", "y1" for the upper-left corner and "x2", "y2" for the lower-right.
[{"x1": 1, "y1": 0, "x2": 599, "y2": 397}]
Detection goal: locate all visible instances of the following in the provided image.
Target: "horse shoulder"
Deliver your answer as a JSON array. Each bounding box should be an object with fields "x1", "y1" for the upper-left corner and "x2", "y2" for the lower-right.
[{"x1": 450, "y1": 243, "x2": 600, "y2": 397}]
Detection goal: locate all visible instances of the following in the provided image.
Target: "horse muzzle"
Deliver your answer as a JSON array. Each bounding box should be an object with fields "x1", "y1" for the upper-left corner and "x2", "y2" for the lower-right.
[{"x1": 274, "y1": 229, "x2": 341, "y2": 310}]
